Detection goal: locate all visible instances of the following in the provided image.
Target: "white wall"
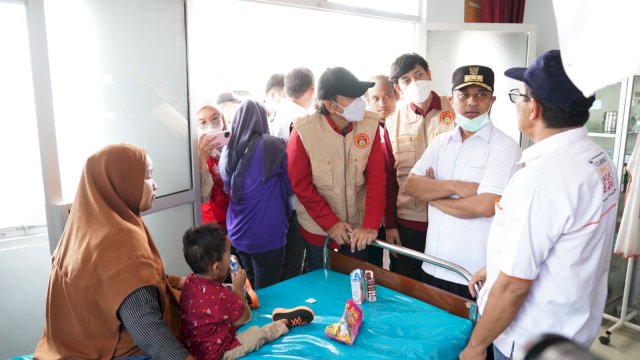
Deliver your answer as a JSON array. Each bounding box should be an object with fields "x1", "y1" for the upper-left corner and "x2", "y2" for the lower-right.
[
  {"x1": 523, "y1": 0, "x2": 559, "y2": 55},
  {"x1": 0, "y1": 236, "x2": 50, "y2": 359},
  {"x1": 427, "y1": 0, "x2": 560, "y2": 57},
  {"x1": 427, "y1": 0, "x2": 464, "y2": 22}
]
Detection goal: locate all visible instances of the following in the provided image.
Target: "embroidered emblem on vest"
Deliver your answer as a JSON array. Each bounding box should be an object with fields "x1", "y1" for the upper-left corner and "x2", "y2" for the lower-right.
[
  {"x1": 354, "y1": 133, "x2": 370, "y2": 149},
  {"x1": 440, "y1": 111, "x2": 455, "y2": 125}
]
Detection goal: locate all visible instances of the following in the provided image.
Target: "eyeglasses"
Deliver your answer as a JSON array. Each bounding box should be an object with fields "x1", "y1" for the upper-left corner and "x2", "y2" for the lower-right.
[{"x1": 508, "y1": 88, "x2": 532, "y2": 103}]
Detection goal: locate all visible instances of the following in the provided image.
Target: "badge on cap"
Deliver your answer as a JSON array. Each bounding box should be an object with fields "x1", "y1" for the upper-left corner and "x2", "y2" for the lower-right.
[
  {"x1": 464, "y1": 66, "x2": 484, "y2": 83},
  {"x1": 440, "y1": 111, "x2": 454, "y2": 125},
  {"x1": 354, "y1": 133, "x2": 370, "y2": 149}
]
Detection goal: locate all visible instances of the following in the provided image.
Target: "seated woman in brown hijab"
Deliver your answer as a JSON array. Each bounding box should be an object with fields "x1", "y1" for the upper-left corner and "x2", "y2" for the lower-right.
[{"x1": 35, "y1": 144, "x2": 192, "y2": 360}]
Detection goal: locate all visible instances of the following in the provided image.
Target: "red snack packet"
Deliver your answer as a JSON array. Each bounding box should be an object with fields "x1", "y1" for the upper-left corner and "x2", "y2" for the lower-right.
[{"x1": 324, "y1": 299, "x2": 363, "y2": 345}]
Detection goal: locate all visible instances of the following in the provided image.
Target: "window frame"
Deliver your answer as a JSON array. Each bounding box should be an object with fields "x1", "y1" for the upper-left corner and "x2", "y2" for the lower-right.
[{"x1": 24, "y1": 0, "x2": 200, "y2": 252}]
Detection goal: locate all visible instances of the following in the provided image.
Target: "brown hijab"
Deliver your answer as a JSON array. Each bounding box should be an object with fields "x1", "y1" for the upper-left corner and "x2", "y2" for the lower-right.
[{"x1": 35, "y1": 144, "x2": 177, "y2": 359}]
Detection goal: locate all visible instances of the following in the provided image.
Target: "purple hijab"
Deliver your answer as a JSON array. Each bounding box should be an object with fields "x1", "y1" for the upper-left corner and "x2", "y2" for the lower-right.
[{"x1": 223, "y1": 100, "x2": 286, "y2": 201}]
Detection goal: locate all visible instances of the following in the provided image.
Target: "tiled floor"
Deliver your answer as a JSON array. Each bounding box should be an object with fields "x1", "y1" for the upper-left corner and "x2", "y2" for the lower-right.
[{"x1": 590, "y1": 320, "x2": 640, "y2": 360}]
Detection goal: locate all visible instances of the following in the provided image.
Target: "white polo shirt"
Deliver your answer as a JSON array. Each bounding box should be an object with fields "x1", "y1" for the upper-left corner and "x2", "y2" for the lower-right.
[
  {"x1": 478, "y1": 127, "x2": 618, "y2": 356},
  {"x1": 270, "y1": 99, "x2": 309, "y2": 142},
  {"x1": 410, "y1": 122, "x2": 521, "y2": 284},
  {"x1": 270, "y1": 99, "x2": 309, "y2": 211}
]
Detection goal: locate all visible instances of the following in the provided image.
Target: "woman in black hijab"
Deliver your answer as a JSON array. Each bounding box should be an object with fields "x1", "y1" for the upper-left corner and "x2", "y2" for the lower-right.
[{"x1": 220, "y1": 100, "x2": 291, "y2": 289}]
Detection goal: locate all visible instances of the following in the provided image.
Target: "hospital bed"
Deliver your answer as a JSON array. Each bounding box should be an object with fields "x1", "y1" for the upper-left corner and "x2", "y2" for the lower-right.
[
  {"x1": 239, "y1": 238, "x2": 476, "y2": 359},
  {"x1": 9, "y1": 239, "x2": 476, "y2": 360}
]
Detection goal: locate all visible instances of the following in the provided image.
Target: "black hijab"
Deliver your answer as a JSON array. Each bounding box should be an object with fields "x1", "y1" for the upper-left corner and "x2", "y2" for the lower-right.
[{"x1": 224, "y1": 100, "x2": 287, "y2": 201}]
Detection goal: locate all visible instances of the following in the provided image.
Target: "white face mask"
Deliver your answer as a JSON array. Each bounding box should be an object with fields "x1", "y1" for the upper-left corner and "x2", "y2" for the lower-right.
[
  {"x1": 334, "y1": 97, "x2": 366, "y2": 122},
  {"x1": 403, "y1": 80, "x2": 432, "y2": 104},
  {"x1": 197, "y1": 124, "x2": 224, "y2": 137},
  {"x1": 455, "y1": 110, "x2": 491, "y2": 132}
]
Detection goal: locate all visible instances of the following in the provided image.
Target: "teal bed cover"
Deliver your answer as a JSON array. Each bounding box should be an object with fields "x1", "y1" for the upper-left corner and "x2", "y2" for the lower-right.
[
  {"x1": 9, "y1": 269, "x2": 472, "y2": 360},
  {"x1": 240, "y1": 269, "x2": 472, "y2": 359}
]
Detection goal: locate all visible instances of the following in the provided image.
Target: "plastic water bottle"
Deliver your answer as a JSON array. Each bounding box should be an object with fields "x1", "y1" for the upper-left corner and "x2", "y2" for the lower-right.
[
  {"x1": 229, "y1": 255, "x2": 246, "y2": 298},
  {"x1": 230, "y1": 255, "x2": 239, "y2": 274}
]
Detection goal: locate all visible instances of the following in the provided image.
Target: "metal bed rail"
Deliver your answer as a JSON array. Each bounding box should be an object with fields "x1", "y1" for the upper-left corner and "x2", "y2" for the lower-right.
[
  {"x1": 323, "y1": 238, "x2": 473, "y2": 283},
  {"x1": 322, "y1": 237, "x2": 480, "y2": 324}
]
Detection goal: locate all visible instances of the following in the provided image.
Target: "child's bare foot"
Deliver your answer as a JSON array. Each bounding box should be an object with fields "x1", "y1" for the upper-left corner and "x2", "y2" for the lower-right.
[{"x1": 272, "y1": 306, "x2": 314, "y2": 328}]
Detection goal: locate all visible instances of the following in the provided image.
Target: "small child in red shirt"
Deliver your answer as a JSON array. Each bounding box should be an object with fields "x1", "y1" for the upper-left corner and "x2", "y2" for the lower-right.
[{"x1": 179, "y1": 224, "x2": 314, "y2": 360}]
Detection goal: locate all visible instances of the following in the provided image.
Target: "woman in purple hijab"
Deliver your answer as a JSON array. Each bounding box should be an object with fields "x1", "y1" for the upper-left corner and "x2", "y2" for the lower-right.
[{"x1": 219, "y1": 100, "x2": 291, "y2": 289}]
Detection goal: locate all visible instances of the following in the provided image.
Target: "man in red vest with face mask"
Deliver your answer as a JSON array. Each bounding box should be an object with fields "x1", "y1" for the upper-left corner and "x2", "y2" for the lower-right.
[
  {"x1": 383, "y1": 53, "x2": 455, "y2": 280},
  {"x1": 287, "y1": 67, "x2": 386, "y2": 271}
]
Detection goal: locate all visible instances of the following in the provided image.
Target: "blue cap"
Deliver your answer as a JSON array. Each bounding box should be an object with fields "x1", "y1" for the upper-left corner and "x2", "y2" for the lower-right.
[{"x1": 504, "y1": 50, "x2": 594, "y2": 112}]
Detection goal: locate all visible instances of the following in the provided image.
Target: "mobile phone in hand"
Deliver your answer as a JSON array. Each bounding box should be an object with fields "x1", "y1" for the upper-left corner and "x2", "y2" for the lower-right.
[{"x1": 203, "y1": 130, "x2": 231, "y2": 147}]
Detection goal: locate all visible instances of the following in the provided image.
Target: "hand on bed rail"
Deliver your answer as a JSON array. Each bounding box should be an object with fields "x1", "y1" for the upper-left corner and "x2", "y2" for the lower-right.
[
  {"x1": 349, "y1": 227, "x2": 377, "y2": 252},
  {"x1": 384, "y1": 228, "x2": 402, "y2": 258},
  {"x1": 468, "y1": 267, "x2": 486, "y2": 299},
  {"x1": 328, "y1": 221, "x2": 353, "y2": 245}
]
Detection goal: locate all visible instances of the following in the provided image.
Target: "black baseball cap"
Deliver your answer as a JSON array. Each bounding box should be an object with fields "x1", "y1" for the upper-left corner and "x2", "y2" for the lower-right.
[
  {"x1": 505, "y1": 50, "x2": 594, "y2": 111},
  {"x1": 216, "y1": 92, "x2": 241, "y2": 105},
  {"x1": 317, "y1": 67, "x2": 374, "y2": 100},
  {"x1": 452, "y1": 65, "x2": 494, "y2": 92}
]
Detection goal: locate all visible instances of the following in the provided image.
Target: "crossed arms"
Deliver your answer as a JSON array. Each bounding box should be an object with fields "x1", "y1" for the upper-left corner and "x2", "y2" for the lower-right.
[{"x1": 405, "y1": 168, "x2": 499, "y2": 219}]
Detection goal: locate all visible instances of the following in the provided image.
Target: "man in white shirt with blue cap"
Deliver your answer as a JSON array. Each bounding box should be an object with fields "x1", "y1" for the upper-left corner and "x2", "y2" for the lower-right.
[{"x1": 460, "y1": 50, "x2": 619, "y2": 360}]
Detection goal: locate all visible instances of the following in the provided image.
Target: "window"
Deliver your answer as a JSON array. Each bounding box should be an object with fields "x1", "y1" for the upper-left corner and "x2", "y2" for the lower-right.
[
  {"x1": 189, "y1": 0, "x2": 416, "y2": 107},
  {"x1": 328, "y1": 0, "x2": 420, "y2": 17},
  {"x1": 0, "y1": 2, "x2": 46, "y2": 234},
  {"x1": 44, "y1": 0, "x2": 191, "y2": 203}
]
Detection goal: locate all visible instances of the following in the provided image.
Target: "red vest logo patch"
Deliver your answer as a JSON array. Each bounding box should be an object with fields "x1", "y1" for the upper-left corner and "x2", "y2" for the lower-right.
[
  {"x1": 354, "y1": 133, "x2": 370, "y2": 149},
  {"x1": 440, "y1": 111, "x2": 454, "y2": 125}
]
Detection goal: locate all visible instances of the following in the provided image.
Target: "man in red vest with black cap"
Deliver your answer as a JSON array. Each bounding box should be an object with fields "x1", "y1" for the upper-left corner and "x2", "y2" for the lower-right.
[{"x1": 287, "y1": 67, "x2": 386, "y2": 271}]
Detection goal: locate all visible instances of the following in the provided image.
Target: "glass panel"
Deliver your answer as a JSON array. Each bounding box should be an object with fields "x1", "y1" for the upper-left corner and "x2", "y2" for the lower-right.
[
  {"x1": 327, "y1": 0, "x2": 419, "y2": 16},
  {"x1": 44, "y1": 0, "x2": 191, "y2": 203},
  {"x1": 426, "y1": 29, "x2": 529, "y2": 143},
  {"x1": 144, "y1": 203, "x2": 194, "y2": 276},
  {"x1": 605, "y1": 76, "x2": 640, "y2": 316},
  {"x1": 586, "y1": 82, "x2": 622, "y2": 159},
  {"x1": 190, "y1": 0, "x2": 415, "y2": 106},
  {"x1": 0, "y1": 2, "x2": 46, "y2": 230},
  {"x1": 617, "y1": 77, "x2": 640, "y2": 218},
  {"x1": 624, "y1": 76, "x2": 640, "y2": 158}
]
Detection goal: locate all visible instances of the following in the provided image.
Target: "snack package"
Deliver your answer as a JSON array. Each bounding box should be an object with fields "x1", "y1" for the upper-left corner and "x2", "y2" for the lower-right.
[
  {"x1": 350, "y1": 269, "x2": 365, "y2": 304},
  {"x1": 324, "y1": 299, "x2": 363, "y2": 345},
  {"x1": 364, "y1": 270, "x2": 377, "y2": 302}
]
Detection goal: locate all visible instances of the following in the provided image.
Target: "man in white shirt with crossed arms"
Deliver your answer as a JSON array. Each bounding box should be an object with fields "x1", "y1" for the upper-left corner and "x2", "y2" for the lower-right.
[
  {"x1": 405, "y1": 65, "x2": 521, "y2": 300},
  {"x1": 460, "y1": 50, "x2": 619, "y2": 359}
]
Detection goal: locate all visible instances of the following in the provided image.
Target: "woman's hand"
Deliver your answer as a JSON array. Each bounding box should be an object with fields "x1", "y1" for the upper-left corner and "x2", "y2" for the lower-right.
[{"x1": 198, "y1": 133, "x2": 216, "y2": 167}]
